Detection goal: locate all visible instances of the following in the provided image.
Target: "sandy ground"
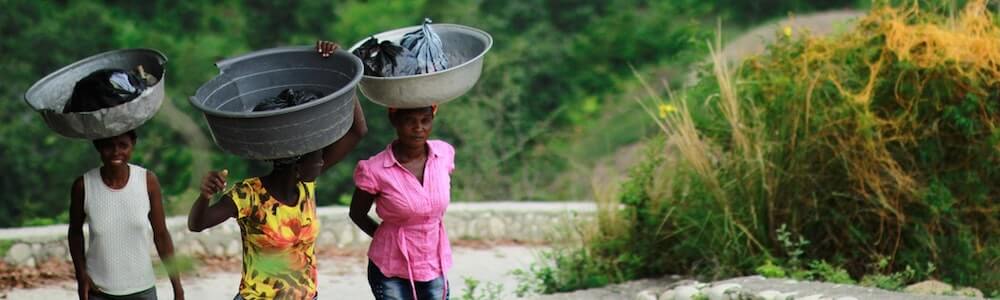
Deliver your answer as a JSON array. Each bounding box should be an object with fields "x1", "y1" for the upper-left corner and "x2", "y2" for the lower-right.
[{"x1": 3, "y1": 244, "x2": 545, "y2": 300}]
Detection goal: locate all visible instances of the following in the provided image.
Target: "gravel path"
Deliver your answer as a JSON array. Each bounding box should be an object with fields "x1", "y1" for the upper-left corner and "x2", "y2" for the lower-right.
[
  {"x1": 3, "y1": 245, "x2": 545, "y2": 300},
  {"x1": 525, "y1": 276, "x2": 981, "y2": 300}
]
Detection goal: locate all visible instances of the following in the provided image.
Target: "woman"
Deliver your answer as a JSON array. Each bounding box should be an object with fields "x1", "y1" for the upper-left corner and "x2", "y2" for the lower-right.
[
  {"x1": 350, "y1": 105, "x2": 453, "y2": 300},
  {"x1": 68, "y1": 130, "x2": 185, "y2": 300},
  {"x1": 187, "y1": 40, "x2": 368, "y2": 300}
]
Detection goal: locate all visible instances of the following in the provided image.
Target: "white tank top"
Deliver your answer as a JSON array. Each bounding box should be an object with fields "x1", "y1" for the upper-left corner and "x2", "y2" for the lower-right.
[{"x1": 83, "y1": 164, "x2": 157, "y2": 295}]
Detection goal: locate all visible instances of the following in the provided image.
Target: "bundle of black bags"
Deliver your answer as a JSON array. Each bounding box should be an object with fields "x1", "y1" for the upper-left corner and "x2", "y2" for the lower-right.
[
  {"x1": 63, "y1": 66, "x2": 157, "y2": 113},
  {"x1": 252, "y1": 89, "x2": 323, "y2": 112},
  {"x1": 352, "y1": 18, "x2": 449, "y2": 77}
]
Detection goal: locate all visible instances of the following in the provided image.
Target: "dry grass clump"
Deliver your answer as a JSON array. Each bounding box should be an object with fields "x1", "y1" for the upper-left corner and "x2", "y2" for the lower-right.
[{"x1": 617, "y1": 0, "x2": 999, "y2": 292}]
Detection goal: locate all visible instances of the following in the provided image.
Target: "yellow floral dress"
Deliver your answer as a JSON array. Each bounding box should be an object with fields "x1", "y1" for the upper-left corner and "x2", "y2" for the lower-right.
[{"x1": 227, "y1": 177, "x2": 319, "y2": 299}]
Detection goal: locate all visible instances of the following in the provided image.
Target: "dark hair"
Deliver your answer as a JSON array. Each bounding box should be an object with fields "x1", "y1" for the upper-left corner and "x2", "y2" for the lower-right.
[
  {"x1": 388, "y1": 107, "x2": 434, "y2": 123},
  {"x1": 91, "y1": 130, "x2": 137, "y2": 148},
  {"x1": 270, "y1": 156, "x2": 301, "y2": 168}
]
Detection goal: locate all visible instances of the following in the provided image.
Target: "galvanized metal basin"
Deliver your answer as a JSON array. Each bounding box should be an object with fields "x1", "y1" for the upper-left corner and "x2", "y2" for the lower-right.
[
  {"x1": 24, "y1": 49, "x2": 167, "y2": 140},
  {"x1": 348, "y1": 24, "x2": 492, "y2": 108},
  {"x1": 189, "y1": 46, "x2": 363, "y2": 160}
]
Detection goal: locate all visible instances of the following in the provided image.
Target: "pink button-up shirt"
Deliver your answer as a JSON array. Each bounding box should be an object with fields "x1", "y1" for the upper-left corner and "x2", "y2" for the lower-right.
[{"x1": 354, "y1": 140, "x2": 454, "y2": 284}]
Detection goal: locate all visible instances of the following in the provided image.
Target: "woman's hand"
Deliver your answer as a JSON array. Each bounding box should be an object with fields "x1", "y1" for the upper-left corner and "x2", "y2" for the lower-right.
[
  {"x1": 316, "y1": 40, "x2": 340, "y2": 58},
  {"x1": 199, "y1": 169, "x2": 228, "y2": 200},
  {"x1": 77, "y1": 273, "x2": 92, "y2": 300},
  {"x1": 173, "y1": 285, "x2": 185, "y2": 300},
  {"x1": 189, "y1": 169, "x2": 237, "y2": 232}
]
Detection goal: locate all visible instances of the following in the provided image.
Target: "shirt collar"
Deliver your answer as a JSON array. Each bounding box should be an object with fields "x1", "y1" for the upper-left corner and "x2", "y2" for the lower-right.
[{"x1": 382, "y1": 140, "x2": 440, "y2": 168}]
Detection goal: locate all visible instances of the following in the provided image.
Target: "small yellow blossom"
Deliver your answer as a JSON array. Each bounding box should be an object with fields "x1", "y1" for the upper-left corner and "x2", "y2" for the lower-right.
[
  {"x1": 658, "y1": 103, "x2": 677, "y2": 118},
  {"x1": 783, "y1": 26, "x2": 793, "y2": 37}
]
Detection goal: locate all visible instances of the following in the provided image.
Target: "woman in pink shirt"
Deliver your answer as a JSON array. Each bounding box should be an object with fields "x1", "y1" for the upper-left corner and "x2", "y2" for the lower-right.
[{"x1": 350, "y1": 105, "x2": 453, "y2": 300}]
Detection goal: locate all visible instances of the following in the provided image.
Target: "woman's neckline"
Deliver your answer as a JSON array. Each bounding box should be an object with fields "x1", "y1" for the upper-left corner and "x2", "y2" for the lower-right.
[{"x1": 99, "y1": 164, "x2": 131, "y2": 191}]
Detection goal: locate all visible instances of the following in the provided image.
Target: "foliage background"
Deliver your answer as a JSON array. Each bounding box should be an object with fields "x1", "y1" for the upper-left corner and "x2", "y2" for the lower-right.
[{"x1": 0, "y1": 0, "x2": 860, "y2": 227}]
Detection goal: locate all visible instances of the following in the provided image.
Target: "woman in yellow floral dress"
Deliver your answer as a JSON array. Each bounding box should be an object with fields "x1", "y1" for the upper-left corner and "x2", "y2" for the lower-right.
[{"x1": 186, "y1": 41, "x2": 367, "y2": 300}]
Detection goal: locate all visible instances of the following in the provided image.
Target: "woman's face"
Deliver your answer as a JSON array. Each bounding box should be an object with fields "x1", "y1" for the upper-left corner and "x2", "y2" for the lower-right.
[
  {"x1": 94, "y1": 134, "x2": 135, "y2": 167},
  {"x1": 392, "y1": 109, "x2": 434, "y2": 148}
]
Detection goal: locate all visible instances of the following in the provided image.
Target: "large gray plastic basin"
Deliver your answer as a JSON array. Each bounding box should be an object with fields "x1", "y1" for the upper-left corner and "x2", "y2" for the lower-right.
[
  {"x1": 24, "y1": 49, "x2": 167, "y2": 139},
  {"x1": 348, "y1": 24, "x2": 492, "y2": 108},
  {"x1": 190, "y1": 47, "x2": 363, "y2": 160}
]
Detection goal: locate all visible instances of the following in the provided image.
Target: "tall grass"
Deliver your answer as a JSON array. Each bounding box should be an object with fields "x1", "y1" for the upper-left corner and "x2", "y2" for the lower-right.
[{"x1": 519, "y1": 0, "x2": 1000, "y2": 294}]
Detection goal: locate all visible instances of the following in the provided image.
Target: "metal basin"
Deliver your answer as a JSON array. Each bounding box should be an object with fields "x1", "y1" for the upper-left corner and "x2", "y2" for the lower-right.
[
  {"x1": 190, "y1": 46, "x2": 363, "y2": 160},
  {"x1": 348, "y1": 24, "x2": 492, "y2": 108},
  {"x1": 24, "y1": 49, "x2": 167, "y2": 140}
]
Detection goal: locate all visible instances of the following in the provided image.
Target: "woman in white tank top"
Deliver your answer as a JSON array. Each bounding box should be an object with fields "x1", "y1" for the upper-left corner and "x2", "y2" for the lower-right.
[{"x1": 67, "y1": 130, "x2": 185, "y2": 300}]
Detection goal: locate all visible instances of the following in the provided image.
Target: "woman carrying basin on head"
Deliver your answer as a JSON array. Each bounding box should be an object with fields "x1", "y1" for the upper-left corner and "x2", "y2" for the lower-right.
[
  {"x1": 68, "y1": 129, "x2": 185, "y2": 300},
  {"x1": 350, "y1": 105, "x2": 454, "y2": 300},
  {"x1": 186, "y1": 41, "x2": 369, "y2": 300}
]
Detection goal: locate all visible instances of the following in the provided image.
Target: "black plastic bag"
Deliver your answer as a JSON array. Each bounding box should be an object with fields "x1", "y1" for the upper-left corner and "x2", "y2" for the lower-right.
[
  {"x1": 63, "y1": 69, "x2": 148, "y2": 113},
  {"x1": 352, "y1": 36, "x2": 417, "y2": 77},
  {"x1": 399, "y1": 18, "x2": 449, "y2": 74},
  {"x1": 352, "y1": 36, "x2": 382, "y2": 76},
  {"x1": 252, "y1": 89, "x2": 323, "y2": 112}
]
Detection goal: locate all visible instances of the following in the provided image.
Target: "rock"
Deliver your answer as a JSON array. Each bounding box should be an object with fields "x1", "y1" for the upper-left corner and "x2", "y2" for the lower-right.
[
  {"x1": 674, "y1": 285, "x2": 702, "y2": 300},
  {"x1": 795, "y1": 294, "x2": 823, "y2": 300},
  {"x1": 488, "y1": 217, "x2": 505, "y2": 238},
  {"x1": 955, "y1": 287, "x2": 984, "y2": 298},
  {"x1": 635, "y1": 289, "x2": 658, "y2": 300},
  {"x1": 6, "y1": 243, "x2": 32, "y2": 265},
  {"x1": 707, "y1": 283, "x2": 742, "y2": 300},
  {"x1": 318, "y1": 231, "x2": 335, "y2": 246},
  {"x1": 834, "y1": 297, "x2": 858, "y2": 300},
  {"x1": 225, "y1": 240, "x2": 241, "y2": 256},
  {"x1": 44, "y1": 242, "x2": 67, "y2": 260},
  {"x1": 660, "y1": 289, "x2": 676, "y2": 300},
  {"x1": 758, "y1": 290, "x2": 782, "y2": 300},
  {"x1": 171, "y1": 231, "x2": 185, "y2": 244},
  {"x1": 473, "y1": 219, "x2": 488, "y2": 237},
  {"x1": 185, "y1": 241, "x2": 206, "y2": 256},
  {"x1": 337, "y1": 226, "x2": 354, "y2": 247},
  {"x1": 757, "y1": 290, "x2": 797, "y2": 300},
  {"x1": 903, "y1": 280, "x2": 953, "y2": 295},
  {"x1": 357, "y1": 233, "x2": 371, "y2": 243},
  {"x1": 24, "y1": 257, "x2": 36, "y2": 268}
]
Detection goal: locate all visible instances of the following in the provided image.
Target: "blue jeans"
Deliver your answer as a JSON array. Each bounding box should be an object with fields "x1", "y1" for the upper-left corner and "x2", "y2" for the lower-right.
[
  {"x1": 89, "y1": 287, "x2": 157, "y2": 300},
  {"x1": 368, "y1": 260, "x2": 449, "y2": 300}
]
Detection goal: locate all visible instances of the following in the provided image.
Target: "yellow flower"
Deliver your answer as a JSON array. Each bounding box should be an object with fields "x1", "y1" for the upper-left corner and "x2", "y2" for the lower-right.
[
  {"x1": 783, "y1": 26, "x2": 793, "y2": 37},
  {"x1": 658, "y1": 103, "x2": 677, "y2": 118}
]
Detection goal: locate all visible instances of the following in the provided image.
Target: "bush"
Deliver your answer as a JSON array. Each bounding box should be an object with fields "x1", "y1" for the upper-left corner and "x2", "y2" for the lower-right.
[{"x1": 522, "y1": 0, "x2": 999, "y2": 295}]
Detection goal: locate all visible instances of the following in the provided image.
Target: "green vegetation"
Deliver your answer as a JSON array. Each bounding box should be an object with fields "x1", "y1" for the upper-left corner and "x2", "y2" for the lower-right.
[
  {"x1": 460, "y1": 277, "x2": 504, "y2": 300},
  {"x1": 517, "y1": 0, "x2": 999, "y2": 295},
  {"x1": 0, "y1": 0, "x2": 708, "y2": 226},
  {"x1": 1, "y1": 0, "x2": 866, "y2": 226},
  {"x1": 152, "y1": 254, "x2": 197, "y2": 279},
  {"x1": 0, "y1": 240, "x2": 14, "y2": 259}
]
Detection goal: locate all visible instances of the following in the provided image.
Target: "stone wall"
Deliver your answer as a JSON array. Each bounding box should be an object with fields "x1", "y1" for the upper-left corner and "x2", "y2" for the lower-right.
[{"x1": 0, "y1": 202, "x2": 595, "y2": 267}]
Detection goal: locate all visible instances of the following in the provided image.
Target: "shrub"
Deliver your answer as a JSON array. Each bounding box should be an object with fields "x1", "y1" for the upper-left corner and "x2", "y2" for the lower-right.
[{"x1": 522, "y1": 0, "x2": 999, "y2": 294}]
